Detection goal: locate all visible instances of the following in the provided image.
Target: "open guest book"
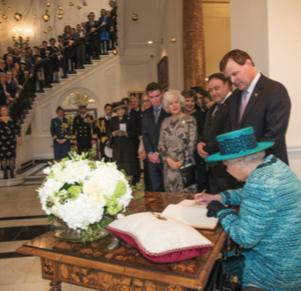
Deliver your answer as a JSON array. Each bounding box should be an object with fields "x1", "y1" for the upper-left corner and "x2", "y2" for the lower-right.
[{"x1": 161, "y1": 199, "x2": 219, "y2": 230}]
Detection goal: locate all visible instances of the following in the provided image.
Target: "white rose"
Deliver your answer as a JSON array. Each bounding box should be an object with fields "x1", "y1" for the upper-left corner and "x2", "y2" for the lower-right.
[
  {"x1": 83, "y1": 180, "x2": 98, "y2": 195},
  {"x1": 64, "y1": 161, "x2": 91, "y2": 184},
  {"x1": 51, "y1": 163, "x2": 62, "y2": 173},
  {"x1": 117, "y1": 213, "x2": 125, "y2": 219},
  {"x1": 54, "y1": 170, "x2": 67, "y2": 184},
  {"x1": 43, "y1": 167, "x2": 51, "y2": 175}
]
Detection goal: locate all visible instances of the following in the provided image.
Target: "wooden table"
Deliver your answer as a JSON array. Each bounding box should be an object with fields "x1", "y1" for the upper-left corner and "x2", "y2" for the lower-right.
[{"x1": 17, "y1": 192, "x2": 227, "y2": 291}]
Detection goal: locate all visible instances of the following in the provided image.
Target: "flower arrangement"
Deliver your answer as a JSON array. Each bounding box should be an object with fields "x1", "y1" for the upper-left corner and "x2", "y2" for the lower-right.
[{"x1": 38, "y1": 150, "x2": 134, "y2": 242}]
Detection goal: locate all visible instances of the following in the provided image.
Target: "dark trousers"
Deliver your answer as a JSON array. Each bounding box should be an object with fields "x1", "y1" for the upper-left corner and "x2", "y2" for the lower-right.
[
  {"x1": 77, "y1": 144, "x2": 92, "y2": 155},
  {"x1": 207, "y1": 161, "x2": 238, "y2": 194},
  {"x1": 143, "y1": 159, "x2": 152, "y2": 191},
  {"x1": 148, "y1": 161, "x2": 164, "y2": 192},
  {"x1": 67, "y1": 57, "x2": 75, "y2": 72},
  {"x1": 43, "y1": 63, "x2": 51, "y2": 85},
  {"x1": 195, "y1": 151, "x2": 208, "y2": 192},
  {"x1": 54, "y1": 142, "x2": 70, "y2": 160},
  {"x1": 133, "y1": 138, "x2": 141, "y2": 185},
  {"x1": 89, "y1": 35, "x2": 100, "y2": 59},
  {"x1": 76, "y1": 44, "x2": 85, "y2": 67}
]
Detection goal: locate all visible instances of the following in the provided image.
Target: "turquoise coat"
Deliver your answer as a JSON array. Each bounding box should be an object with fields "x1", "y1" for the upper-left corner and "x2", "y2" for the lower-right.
[{"x1": 218, "y1": 155, "x2": 301, "y2": 291}]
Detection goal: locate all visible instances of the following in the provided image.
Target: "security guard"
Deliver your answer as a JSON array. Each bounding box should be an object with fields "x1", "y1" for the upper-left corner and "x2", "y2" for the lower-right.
[
  {"x1": 50, "y1": 106, "x2": 71, "y2": 160},
  {"x1": 72, "y1": 103, "x2": 96, "y2": 154}
]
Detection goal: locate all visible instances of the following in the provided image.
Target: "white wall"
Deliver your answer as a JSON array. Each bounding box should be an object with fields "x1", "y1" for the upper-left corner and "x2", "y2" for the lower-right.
[
  {"x1": 230, "y1": 0, "x2": 301, "y2": 177},
  {"x1": 0, "y1": 0, "x2": 111, "y2": 55}
]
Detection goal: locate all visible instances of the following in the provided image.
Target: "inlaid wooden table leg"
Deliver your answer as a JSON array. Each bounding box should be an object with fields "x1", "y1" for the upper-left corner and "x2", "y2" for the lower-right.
[{"x1": 50, "y1": 280, "x2": 62, "y2": 291}]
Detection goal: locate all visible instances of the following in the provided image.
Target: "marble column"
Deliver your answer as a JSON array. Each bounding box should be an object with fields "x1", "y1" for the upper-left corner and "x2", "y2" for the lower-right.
[{"x1": 183, "y1": 0, "x2": 206, "y2": 89}]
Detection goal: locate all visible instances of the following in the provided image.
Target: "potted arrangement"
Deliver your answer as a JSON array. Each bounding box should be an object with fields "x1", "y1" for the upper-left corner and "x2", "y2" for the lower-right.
[{"x1": 38, "y1": 150, "x2": 134, "y2": 242}]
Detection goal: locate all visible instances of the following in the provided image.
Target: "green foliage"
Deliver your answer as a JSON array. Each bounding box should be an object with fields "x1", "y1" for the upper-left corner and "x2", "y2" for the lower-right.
[
  {"x1": 47, "y1": 214, "x2": 54, "y2": 222},
  {"x1": 105, "y1": 196, "x2": 123, "y2": 215},
  {"x1": 46, "y1": 197, "x2": 55, "y2": 208},
  {"x1": 126, "y1": 210, "x2": 134, "y2": 216},
  {"x1": 114, "y1": 181, "x2": 127, "y2": 198},
  {"x1": 133, "y1": 193, "x2": 145, "y2": 200},
  {"x1": 67, "y1": 185, "x2": 82, "y2": 198}
]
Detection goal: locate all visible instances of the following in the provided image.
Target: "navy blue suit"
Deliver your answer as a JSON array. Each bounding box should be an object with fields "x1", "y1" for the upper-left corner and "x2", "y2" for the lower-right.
[
  {"x1": 50, "y1": 117, "x2": 71, "y2": 160},
  {"x1": 142, "y1": 106, "x2": 170, "y2": 192}
]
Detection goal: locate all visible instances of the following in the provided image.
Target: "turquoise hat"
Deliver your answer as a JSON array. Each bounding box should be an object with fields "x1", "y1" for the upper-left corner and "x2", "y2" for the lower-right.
[{"x1": 205, "y1": 127, "x2": 274, "y2": 162}]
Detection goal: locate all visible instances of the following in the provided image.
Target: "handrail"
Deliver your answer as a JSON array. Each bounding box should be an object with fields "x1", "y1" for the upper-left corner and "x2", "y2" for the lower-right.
[
  {"x1": 8, "y1": 18, "x2": 115, "y2": 110},
  {"x1": 23, "y1": 18, "x2": 115, "y2": 87}
]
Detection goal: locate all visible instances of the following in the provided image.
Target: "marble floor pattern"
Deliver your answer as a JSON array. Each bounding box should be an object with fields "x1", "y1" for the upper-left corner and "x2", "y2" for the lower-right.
[{"x1": 0, "y1": 164, "x2": 92, "y2": 290}]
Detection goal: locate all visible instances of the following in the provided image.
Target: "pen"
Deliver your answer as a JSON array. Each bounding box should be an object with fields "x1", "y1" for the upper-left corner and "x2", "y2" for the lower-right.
[{"x1": 195, "y1": 189, "x2": 206, "y2": 204}]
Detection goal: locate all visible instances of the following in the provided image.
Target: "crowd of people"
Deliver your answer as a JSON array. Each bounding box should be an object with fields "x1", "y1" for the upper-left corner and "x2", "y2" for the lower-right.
[
  {"x1": 0, "y1": 0, "x2": 117, "y2": 106},
  {"x1": 1, "y1": 33, "x2": 300, "y2": 289}
]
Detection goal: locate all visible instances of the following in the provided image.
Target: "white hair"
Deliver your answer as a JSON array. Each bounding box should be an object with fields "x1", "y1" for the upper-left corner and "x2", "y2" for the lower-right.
[
  {"x1": 224, "y1": 150, "x2": 265, "y2": 165},
  {"x1": 162, "y1": 89, "x2": 185, "y2": 114},
  {"x1": 130, "y1": 97, "x2": 140, "y2": 104}
]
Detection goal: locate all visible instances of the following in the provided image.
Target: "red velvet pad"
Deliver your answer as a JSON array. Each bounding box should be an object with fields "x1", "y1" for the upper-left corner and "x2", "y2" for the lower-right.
[{"x1": 108, "y1": 227, "x2": 214, "y2": 263}]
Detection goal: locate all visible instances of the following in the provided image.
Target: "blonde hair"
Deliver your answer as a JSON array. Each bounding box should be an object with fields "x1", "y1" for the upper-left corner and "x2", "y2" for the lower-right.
[{"x1": 162, "y1": 89, "x2": 185, "y2": 114}]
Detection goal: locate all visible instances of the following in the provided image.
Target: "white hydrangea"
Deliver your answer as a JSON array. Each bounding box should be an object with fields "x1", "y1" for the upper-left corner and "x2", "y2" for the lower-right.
[{"x1": 38, "y1": 155, "x2": 133, "y2": 229}]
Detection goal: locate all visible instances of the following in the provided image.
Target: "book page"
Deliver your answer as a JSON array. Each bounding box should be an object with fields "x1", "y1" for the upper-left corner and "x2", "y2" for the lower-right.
[
  {"x1": 177, "y1": 199, "x2": 207, "y2": 208},
  {"x1": 119, "y1": 123, "x2": 127, "y2": 131},
  {"x1": 162, "y1": 203, "x2": 219, "y2": 230}
]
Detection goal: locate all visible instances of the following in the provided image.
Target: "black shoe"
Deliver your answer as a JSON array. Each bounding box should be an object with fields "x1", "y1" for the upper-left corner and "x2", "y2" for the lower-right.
[
  {"x1": 84, "y1": 60, "x2": 92, "y2": 64},
  {"x1": 10, "y1": 171, "x2": 15, "y2": 179},
  {"x1": 45, "y1": 85, "x2": 52, "y2": 88},
  {"x1": 38, "y1": 89, "x2": 44, "y2": 93},
  {"x1": 61, "y1": 75, "x2": 68, "y2": 79},
  {"x1": 4, "y1": 172, "x2": 8, "y2": 179},
  {"x1": 69, "y1": 71, "x2": 77, "y2": 74},
  {"x1": 53, "y1": 81, "x2": 60, "y2": 83},
  {"x1": 77, "y1": 66, "x2": 85, "y2": 69},
  {"x1": 93, "y1": 56, "x2": 100, "y2": 60}
]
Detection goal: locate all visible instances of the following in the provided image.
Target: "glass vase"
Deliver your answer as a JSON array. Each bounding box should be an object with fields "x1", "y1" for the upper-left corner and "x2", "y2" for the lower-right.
[{"x1": 51, "y1": 216, "x2": 110, "y2": 243}]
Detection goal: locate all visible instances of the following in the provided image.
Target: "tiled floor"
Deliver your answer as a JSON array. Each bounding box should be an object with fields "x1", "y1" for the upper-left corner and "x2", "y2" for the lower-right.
[{"x1": 0, "y1": 164, "x2": 92, "y2": 290}]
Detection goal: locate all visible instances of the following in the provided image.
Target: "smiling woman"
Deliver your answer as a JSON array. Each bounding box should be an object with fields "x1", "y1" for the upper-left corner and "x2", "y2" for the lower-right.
[{"x1": 158, "y1": 90, "x2": 198, "y2": 194}]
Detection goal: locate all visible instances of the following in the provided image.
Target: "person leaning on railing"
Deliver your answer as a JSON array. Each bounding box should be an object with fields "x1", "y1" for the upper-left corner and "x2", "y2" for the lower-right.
[{"x1": 62, "y1": 25, "x2": 76, "y2": 74}]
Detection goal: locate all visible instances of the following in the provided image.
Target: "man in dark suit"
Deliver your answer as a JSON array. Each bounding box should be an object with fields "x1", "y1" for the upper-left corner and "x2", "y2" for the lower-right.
[
  {"x1": 122, "y1": 97, "x2": 141, "y2": 185},
  {"x1": 40, "y1": 41, "x2": 52, "y2": 88},
  {"x1": 95, "y1": 103, "x2": 112, "y2": 162},
  {"x1": 5, "y1": 56, "x2": 14, "y2": 71},
  {"x1": 142, "y1": 82, "x2": 170, "y2": 192},
  {"x1": 220, "y1": 49, "x2": 291, "y2": 164},
  {"x1": 3, "y1": 46, "x2": 14, "y2": 62},
  {"x1": 20, "y1": 49, "x2": 34, "y2": 78},
  {"x1": 197, "y1": 73, "x2": 237, "y2": 194},
  {"x1": 50, "y1": 106, "x2": 70, "y2": 161},
  {"x1": 72, "y1": 104, "x2": 96, "y2": 154},
  {"x1": 0, "y1": 60, "x2": 6, "y2": 74},
  {"x1": 86, "y1": 12, "x2": 100, "y2": 60}
]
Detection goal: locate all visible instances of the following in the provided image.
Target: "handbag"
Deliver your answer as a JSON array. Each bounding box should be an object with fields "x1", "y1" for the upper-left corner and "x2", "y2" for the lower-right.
[{"x1": 180, "y1": 123, "x2": 197, "y2": 188}]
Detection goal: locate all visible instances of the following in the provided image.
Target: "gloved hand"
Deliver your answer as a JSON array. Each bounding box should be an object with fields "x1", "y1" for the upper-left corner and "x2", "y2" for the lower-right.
[
  {"x1": 114, "y1": 130, "x2": 127, "y2": 137},
  {"x1": 206, "y1": 201, "x2": 227, "y2": 218}
]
